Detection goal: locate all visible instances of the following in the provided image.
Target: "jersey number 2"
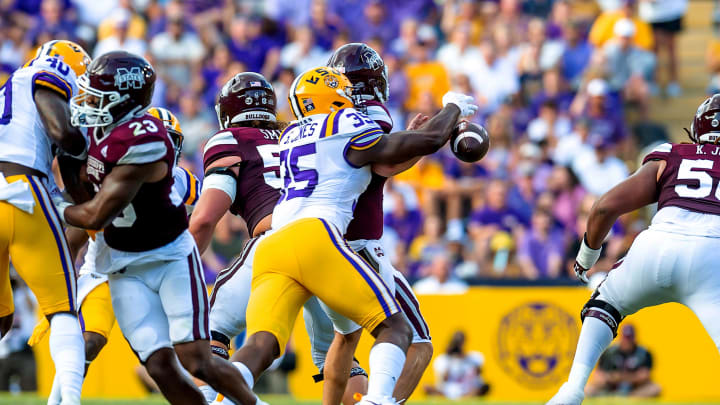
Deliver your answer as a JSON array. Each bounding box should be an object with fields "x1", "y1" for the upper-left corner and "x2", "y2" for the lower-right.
[
  {"x1": 280, "y1": 143, "x2": 318, "y2": 200},
  {"x1": 675, "y1": 159, "x2": 720, "y2": 199},
  {"x1": 112, "y1": 204, "x2": 137, "y2": 228}
]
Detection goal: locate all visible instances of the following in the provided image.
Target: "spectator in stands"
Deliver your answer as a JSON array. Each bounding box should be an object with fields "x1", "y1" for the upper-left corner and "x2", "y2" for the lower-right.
[
  {"x1": 409, "y1": 215, "x2": 447, "y2": 266},
  {"x1": 26, "y1": 0, "x2": 76, "y2": 46},
  {"x1": 226, "y1": 15, "x2": 279, "y2": 78},
  {"x1": 472, "y1": 39, "x2": 519, "y2": 114},
  {"x1": 560, "y1": 21, "x2": 594, "y2": 89},
  {"x1": 437, "y1": 24, "x2": 485, "y2": 78},
  {"x1": 589, "y1": 0, "x2": 654, "y2": 51},
  {"x1": 404, "y1": 41, "x2": 451, "y2": 113},
  {"x1": 358, "y1": 0, "x2": 397, "y2": 44},
  {"x1": 0, "y1": 21, "x2": 29, "y2": 70},
  {"x1": 280, "y1": 25, "x2": 328, "y2": 75},
  {"x1": 531, "y1": 69, "x2": 575, "y2": 115},
  {"x1": 425, "y1": 331, "x2": 489, "y2": 398},
  {"x1": 547, "y1": 165, "x2": 586, "y2": 234},
  {"x1": 571, "y1": 78, "x2": 627, "y2": 144},
  {"x1": 177, "y1": 92, "x2": 216, "y2": 156},
  {"x1": 639, "y1": 0, "x2": 687, "y2": 97},
  {"x1": 0, "y1": 277, "x2": 37, "y2": 393},
  {"x1": 413, "y1": 252, "x2": 468, "y2": 294},
  {"x1": 93, "y1": 9, "x2": 146, "y2": 58},
  {"x1": 96, "y1": 0, "x2": 146, "y2": 43},
  {"x1": 517, "y1": 208, "x2": 565, "y2": 279},
  {"x1": 516, "y1": 18, "x2": 564, "y2": 102},
  {"x1": 150, "y1": 15, "x2": 205, "y2": 86},
  {"x1": 587, "y1": 324, "x2": 661, "y2": 398},
  {"x1": 308, "y1": 0, "x2": 340, "y2": 50},
  {"x1": 441, "y1": 0, "x2": 484, "y2": 43},
  {"x1": 602, "y1": 18, "x2": 656, "y2": 117},
  {"x1": 526, "y1": 100, "x2": 572, "y2": 144},
  {"x1": 385, "y1": 191, "x2": 424, "y2": 255},
  {"x1": 390, "y1": 18, "x2": 419, "y2": 58},
  {"x1": 707, "y1": 26, "x2": 720, "y2": 94},
  {"x1": 572, "y1": 135, "x2": 629, "y2": 196}
]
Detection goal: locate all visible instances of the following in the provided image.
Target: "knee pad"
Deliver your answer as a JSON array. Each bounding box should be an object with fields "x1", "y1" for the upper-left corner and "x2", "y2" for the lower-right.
[{"x1": 581, "y1": 299, "x2": 623, "y2": 337}]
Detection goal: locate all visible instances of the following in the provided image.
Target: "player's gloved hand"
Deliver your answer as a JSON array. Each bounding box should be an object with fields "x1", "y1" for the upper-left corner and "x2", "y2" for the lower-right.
[
  {"x1": 51, "y1": 194, "x2": 72, "y2": 225},
  {"x1": 442, "y1": 91, "x2": 479, "y2": 118},
  {"x1": 574, "y1": 233, "x2": 602, "y2": 284}
]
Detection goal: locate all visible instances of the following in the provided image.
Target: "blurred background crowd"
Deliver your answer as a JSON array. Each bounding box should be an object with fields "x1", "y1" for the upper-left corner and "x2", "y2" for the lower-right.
[{"x1": 0, "y1": 0, "x2": 698, "y2": 290}]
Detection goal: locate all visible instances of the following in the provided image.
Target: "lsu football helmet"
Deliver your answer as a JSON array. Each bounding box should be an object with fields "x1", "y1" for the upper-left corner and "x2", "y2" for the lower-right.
[
  {"x1": 690, "y1": 94, "x2": 720, "y2": 144},
  {"x1": 327, "y1": 43, "x2": 388, "y2": 104},
  {"x1": 70, "y1": 51, "x2": 156, "y2": 128},
  {"x1": 288, "y1": 67, "x2": 354, "y2": 119},
  {"x1": 26, "y1": 40, "x2": 91, "y2": 77},
  {"x1": 216, "y1": 72, "x2": 276, "y2": 129},
  {"x1": 148, "y1": 107, "x2": 184, "y2": 160}
]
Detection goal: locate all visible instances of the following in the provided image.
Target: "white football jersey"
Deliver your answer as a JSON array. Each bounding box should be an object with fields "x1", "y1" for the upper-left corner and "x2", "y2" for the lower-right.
[
  {"x1": 0, "y1": 56, "x2": 79, "y2": 175},
  {"x1": 271, "y1": 107, "x2": 384, "y2": 233}
]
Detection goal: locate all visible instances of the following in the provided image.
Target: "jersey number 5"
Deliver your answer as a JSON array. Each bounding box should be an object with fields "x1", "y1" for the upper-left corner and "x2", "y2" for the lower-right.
[
  {"x1": 675, "y1": 159, "x2": 720, "y2": 199},
  {"x1": 280, "y1": 143, "x2": 318, "y2": 200}
]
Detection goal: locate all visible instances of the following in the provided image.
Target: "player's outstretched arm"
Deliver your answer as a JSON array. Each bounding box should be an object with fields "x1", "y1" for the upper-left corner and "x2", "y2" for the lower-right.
[
  {"x1": 585, "y1": 160, "x2": 664, "y2": 248},
  {"x1": 59, "y1": 161, "x2": 168, "y2": 230},
  {"x1": 346, "y1": 104, "x2": 461, "y2": 168}
]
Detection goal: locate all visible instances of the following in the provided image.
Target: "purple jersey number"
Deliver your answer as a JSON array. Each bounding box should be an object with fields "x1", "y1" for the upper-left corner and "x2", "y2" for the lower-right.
[
  {"x1": 280, "y1": 143, "x2": 318, "y2": 200},
  {"x1": 0, "y1": 75, "x2": 12, "y2": 125}
]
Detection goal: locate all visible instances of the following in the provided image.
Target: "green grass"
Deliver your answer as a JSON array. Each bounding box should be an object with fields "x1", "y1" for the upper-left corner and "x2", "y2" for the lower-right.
[{"x1": 2, "y1": 394, "x2": 720, "y2": 405}]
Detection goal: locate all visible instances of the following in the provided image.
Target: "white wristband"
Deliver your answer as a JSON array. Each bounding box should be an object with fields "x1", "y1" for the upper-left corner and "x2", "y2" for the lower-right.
[{"x1": 576, "y1": 234, "x2": 602, "y2": 269}]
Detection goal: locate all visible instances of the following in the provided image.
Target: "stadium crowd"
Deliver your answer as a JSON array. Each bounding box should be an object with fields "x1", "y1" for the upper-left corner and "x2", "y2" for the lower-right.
[{"x1": 0, "y1": 0, "x2": 689, "y2": 286}]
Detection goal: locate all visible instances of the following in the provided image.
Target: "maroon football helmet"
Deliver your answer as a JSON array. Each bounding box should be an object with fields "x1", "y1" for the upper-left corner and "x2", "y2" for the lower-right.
[
  {"x1": 327, "y1": 43, "x2": 388, "y2": 104},
  {"x1": 70, "y1": 51, "x2": 156, "y2": 127},
  {"x1": 215, "y1": 72, "x2": 277, "y2": 129},
  {"x1": 690, "y1": 94, "x2": 720, "y2": 144}
]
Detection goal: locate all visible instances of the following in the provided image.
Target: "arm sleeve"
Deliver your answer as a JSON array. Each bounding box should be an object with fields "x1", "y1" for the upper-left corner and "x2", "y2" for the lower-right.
[
  {"x1": 203, "y1": 130, "x2": 243, "y2": 170},
  {"x1": 32, "y1": 71, "x2": 73, "y2": 100},
  {"x1": 117, "y1": 141, "x2": 168, "y2": 165}
]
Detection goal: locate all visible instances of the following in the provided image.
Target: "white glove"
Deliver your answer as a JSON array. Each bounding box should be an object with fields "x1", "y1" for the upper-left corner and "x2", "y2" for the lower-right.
[
  {"x1": 442, "y1": 91, "x2": 479, "y2": 118},
  {"x1": 52, "y1": 194, "x2": 72, "y2": 225}
]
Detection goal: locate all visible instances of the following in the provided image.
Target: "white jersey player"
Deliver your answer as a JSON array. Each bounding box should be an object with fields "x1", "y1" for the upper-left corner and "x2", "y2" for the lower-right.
[
  {"x1": 0, "y1": 40, "x2": 90, "y2": 405},
  {"x1": 226, "y1": 66, "x2": 476, "y2": 405},
  {"x1": 548, "y1": 94, "x2": 720, "y2": 405}
]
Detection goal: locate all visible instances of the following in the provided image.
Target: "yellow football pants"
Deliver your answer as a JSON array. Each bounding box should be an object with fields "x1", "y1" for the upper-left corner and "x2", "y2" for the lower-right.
[
  {"x1": 0, "y1": 175, "x2": 76, "y2": 317},
  {"x1": 79, "y1": 281, "x2": 115, "y2": 339},
  {"x1": 246, "y1": 218, "x2": 399, "y2": 355}
]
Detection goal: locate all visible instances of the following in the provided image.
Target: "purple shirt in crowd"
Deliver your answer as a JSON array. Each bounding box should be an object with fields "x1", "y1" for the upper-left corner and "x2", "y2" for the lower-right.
[
  {"x1": 384, "y1": 209, "x2": 423, "y2": 247},
  {"x1": 518, "y1": 229, "x2": 565, "y2": 277},
  {"x1": 471, "y1": 205, "x2": 528, "y2": 232}
]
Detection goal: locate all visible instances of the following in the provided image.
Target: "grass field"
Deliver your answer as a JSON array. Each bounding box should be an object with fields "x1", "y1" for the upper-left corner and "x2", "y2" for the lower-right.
[{"x1": 2, "y1": 395, "x2": 720, "y2": 405}]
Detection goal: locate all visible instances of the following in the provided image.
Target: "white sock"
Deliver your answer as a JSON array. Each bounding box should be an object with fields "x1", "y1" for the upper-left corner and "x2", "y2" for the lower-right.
[
  {"x1": 49, "y1": 313, "x2": 85, "y2": 405},
  {"x1": 367, "y1": 342, "x2": 406, "y2": 398},
  {"x1": 566, "y1": 316, "x2": 614, "y2": 392},
  {"x1": 199, "y1": 384, "x2": 217, "y2": 403},
  {"x1": 232, "y1": 361, "x2": 255, "y2": 389},
  {"x1": 47, "y1": 374, "x2": 62, "y2": 405}
]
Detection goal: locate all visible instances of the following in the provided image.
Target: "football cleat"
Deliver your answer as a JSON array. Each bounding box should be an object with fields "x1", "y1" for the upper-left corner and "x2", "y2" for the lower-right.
[
  {"x1": 546, "y1": 383, "x2": 585, "y2": 405},
  {"x1": 354, "y1": 394, "x2": 400, "y2": 405}
]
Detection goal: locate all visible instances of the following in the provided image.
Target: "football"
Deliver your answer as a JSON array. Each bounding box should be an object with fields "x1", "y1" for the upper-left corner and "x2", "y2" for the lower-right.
[{"x1": 450, "y1": 121, "x2": 490, "y2": 163}]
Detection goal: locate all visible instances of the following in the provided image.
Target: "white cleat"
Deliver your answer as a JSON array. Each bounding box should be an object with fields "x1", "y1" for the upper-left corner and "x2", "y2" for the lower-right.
[
  {"x1": 546, "y1": 383, "x2": 584, "y2": 405},
  {"x1": 354, "y1": 394, "x2": 399, "y2": 405}
]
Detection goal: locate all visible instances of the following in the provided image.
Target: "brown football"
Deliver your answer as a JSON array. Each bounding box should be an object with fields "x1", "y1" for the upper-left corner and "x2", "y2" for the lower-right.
[{"x1": 450, "y1": 121, "x2": 490, "y2": 163}]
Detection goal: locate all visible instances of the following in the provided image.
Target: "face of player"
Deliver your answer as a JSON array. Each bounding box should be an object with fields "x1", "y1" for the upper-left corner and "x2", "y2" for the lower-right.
[{"x1": 84, "y1": 94, "x2": 100, "y2": 109}]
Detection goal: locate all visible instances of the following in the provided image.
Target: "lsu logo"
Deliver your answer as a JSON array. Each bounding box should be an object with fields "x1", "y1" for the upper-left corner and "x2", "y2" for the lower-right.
[
  {"x1": 114, "y1": 67, "x2": 145, "y2": 90},
  {"x1": 496, "y1": 302, "x2": 579, "y2": 388}
]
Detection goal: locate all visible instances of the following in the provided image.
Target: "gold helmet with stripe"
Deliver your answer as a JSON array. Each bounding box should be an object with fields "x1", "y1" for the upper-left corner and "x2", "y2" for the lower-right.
[
  {"x1": 26, "y1": 40, "x2": 91, "y2": 77},
  {"x1": 148, "y1": 107, "x2": 184, "y2": 160},
  {"x1": 288, "y1": 67, "x2": 354, "y2": 120}
]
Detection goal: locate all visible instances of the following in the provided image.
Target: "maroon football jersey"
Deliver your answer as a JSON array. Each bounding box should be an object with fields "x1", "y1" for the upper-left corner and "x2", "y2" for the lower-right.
[
  {"x1": 86, "y1": 114, "x2": 188, "y2": 252},
  {"x1": 644, "y1": 142, "x2": 720, "y2": 215},
  {"x1": 202, "y1": 127, "x2": 282, "y2": 235},
  {"x1": 345, "y1": 101, "x2": 394, "y2": 241}
]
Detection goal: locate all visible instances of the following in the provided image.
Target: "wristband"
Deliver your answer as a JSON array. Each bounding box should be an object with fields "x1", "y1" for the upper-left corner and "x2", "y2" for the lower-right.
[{"x1": 576, "y1": 233, "x2": 602, "y2": 269}]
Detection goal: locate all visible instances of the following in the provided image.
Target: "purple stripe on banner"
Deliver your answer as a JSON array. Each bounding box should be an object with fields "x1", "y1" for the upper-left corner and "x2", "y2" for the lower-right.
[
  {"x1": 188, "y1": 253, "x2": 201, "y2": 340},
  {"x1": 319, "y1": 219, "x2": 392, "y2": 317},
  {"x1": 27, "y1": 176, "x2": 74, "y2": 312},
  {"x1": 209, "y1": 237, "x2": 258, "y2": 308},
  {"x1": 193, "y1": 248, "x2": 210, "y2": 338},
  {"x1": 395, "y1": 276, "x2": 430, "y2": 340}
]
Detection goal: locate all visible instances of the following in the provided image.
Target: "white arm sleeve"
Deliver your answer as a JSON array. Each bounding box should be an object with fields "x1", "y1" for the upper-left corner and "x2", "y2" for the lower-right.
[{"x1": 202, "y1": 173, "x2": 236, "y2": 202}]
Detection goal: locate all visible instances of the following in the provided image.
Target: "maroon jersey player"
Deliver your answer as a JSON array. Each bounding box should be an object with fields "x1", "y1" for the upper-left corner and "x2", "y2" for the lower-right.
[
  {"x1": 324, "y1": 42, "x2": 433, "y2": 404},
  {"x1": 56, "y1": 51, "x2": 261, "y2": 405},
  {"x1": 549, "y1": 95, "x2": 720, "y2": 405}
]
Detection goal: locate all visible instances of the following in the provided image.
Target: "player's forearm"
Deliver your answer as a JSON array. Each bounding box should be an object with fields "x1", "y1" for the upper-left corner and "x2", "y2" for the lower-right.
[
  {"x1": 189, "y1": 189, "x2": 232, "y2": 253},
  {"x1": 63, "y1": 200, "x2": 113, "y2": 230},
  {"x1": 189, "y1": 215, "x2": 218, "y2": 254},
  {"x1": 57, "y1": 154, "x2": 94, "y2": 204}
]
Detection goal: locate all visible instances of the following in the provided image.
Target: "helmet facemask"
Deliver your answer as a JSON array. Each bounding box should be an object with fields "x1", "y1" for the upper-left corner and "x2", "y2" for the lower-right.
[{"x1": 70, "y1": 74, "x2": 129, "y2": 127}]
